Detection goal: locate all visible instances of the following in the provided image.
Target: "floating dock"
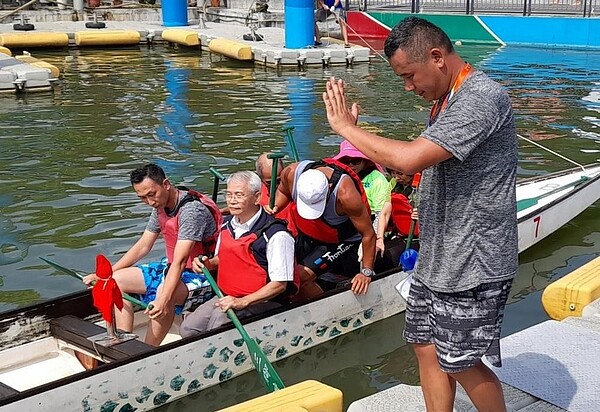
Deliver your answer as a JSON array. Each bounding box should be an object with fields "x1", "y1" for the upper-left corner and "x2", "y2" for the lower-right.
[
  {"x1": 348, "y1": 255, "x2": 600, "y2": 412},
  {"x1": 0, "y1": 50, "x2": 58, "y2": 93},
  {"x1": 0, "y1": 20, "x2": 371, "y2": 68}
]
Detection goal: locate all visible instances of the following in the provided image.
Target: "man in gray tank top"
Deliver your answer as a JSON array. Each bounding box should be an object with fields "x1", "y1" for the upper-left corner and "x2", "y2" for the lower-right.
[{"x1": 323, "y1": 17, "x2": 517, "y2": 412}]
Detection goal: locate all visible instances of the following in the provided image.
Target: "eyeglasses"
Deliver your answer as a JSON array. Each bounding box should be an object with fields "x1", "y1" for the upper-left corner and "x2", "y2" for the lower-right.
[{"x1": 225, "y1": 191, "x2": 249, "y2": 201}]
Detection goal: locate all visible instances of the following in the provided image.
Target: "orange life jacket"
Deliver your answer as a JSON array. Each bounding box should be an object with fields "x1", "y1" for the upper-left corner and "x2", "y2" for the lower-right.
[
  {"x1": 157, "y1": 187, "x2": 223, "y2": 268},
  {"x1": 217, "y1": 212, "x2": 299, "y2": 299},
  {"x1": 390, "y1": 193, "x2": 419, "y2": 237}
]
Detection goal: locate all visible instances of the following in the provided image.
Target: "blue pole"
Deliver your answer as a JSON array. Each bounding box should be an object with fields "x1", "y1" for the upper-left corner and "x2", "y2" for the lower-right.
[
  {"x1": 284, "y1": 0, "x2": 314, "y2": 48},
  {"x1": 162, "y1": 0, "x2": 189, "y2": 27}
]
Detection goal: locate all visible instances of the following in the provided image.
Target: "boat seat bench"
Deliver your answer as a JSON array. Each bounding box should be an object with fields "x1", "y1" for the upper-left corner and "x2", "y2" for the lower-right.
[
  {"x1": 50, "y1": 315, "x2": 154, "y2": 362},
  {"x1": 0, "y1": 382, "x2": 19, "y2": 400}
]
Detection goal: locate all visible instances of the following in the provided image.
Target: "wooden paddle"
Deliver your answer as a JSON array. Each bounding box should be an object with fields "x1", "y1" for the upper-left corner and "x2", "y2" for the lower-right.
[
  {"x1": 283, "y1": 126, "x2": 300, "y2": 162},
  {"x1": 200, "y1": 266, "x2": 285, "y2": 392},
  {"x1": 267, "y1": 152, "x2": 286, "y2": 210},
  {"x1": 209, "y1": 167, "x2": 226, "y2": 202},
  {"x1": 40, "y1": 257, "x2": 148, "y2": 308},
  {"x1": 516, "y1": 176, "x2": 589, "y2": 212}
]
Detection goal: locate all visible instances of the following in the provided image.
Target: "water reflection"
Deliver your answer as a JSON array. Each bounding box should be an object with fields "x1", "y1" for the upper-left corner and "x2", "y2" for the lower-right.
[
  {"x1": 481, "y1": 47, "x2": 600, "y2": 144},
  {"x1": 158, "y1": 59, "x2": 194, "y2": 156},
  {"x1": 284, "y1": 76, "x2": 317, "y2": 160}
]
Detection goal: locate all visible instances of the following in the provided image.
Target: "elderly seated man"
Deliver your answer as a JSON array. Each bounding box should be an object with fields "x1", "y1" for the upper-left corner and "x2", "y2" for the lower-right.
[{"x1": 179, "y1": 171, "x2": 298, "y2": 337}]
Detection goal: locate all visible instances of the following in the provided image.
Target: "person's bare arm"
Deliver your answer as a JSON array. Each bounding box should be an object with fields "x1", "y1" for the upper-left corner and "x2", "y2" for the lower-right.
[
  {"x1": 337, "y1": 179, "x2": 376, "y2": 295},
  {"x1": 113, "y1": 230, "x2": 159, "y2": 271},
  {"x1": 376, "y1": 201, "x2": 392, "y2": 256},
  {"x1": 217, "y1": 281, "x2": 286, "y2": 311},
  {"x1": 323, "y1": 77, "x2": 452, "y2": 174},
  {"x1": 83, "y1": 230, "x2": 159, "y2": 285},
  {"x1": 268, "y1": 164, "x2": 296, "y2": 215}
]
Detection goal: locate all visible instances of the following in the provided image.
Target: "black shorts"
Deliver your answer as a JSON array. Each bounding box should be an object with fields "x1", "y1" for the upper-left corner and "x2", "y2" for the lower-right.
[
  {"x1": 404, "y1": 277, "x2": 512, "y2": 373},
  {"x1": 295, "y1": 233, "x2": 360, "y2": 277}
]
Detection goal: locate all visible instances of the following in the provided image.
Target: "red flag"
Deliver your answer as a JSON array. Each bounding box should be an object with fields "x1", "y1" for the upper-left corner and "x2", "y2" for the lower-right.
[{"x1": 91, "y1": 254, "x2": 124, "y2": 323}]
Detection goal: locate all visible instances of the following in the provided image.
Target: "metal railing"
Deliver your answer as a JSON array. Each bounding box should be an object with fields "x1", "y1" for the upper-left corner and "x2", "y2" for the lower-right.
[{"x1": 348, "y1": 0, "x2": 597, "y2": 17}]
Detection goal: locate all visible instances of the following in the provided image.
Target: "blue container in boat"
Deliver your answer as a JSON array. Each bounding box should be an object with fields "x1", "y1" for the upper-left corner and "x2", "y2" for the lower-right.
[
  {"x1": 162, "y1": 0, "x2": 189, "y2": 27},
  {"x1": 284, "y1": 0, "x2": 314, "y2": 49}
]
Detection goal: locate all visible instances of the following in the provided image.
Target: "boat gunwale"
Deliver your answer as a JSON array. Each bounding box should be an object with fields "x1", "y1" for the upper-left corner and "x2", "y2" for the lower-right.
[
  {"x1": 0, "y1": 267, "x2": 402, "y2": 406},
  {"x1": 516, "y1": 163, "x2": 600, "y2": 185},
  {"x1": 517, "y1": 163, "x2": 600, "y2": 223}
]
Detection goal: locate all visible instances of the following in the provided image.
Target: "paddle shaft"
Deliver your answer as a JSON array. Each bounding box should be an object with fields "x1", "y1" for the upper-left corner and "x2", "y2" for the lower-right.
[
  {"x1": 404, "y1": 175, "x2": 421, "y2": 252},
  {"x1": 209, "y1": 167, "x2": 226, "y2": 202},
  {"x1": 267, "y1": 152, "x2": 286, "y2": 210},
  {"x1": 283, "y1": 126, "x2": 299, "y2": 162},
  {"x1": 40, "y1": 257, "x2": 147, "y2": 308},
  {"x1": 200, "y1": 266, "x2": 285, "y2": 392},
  {"x1": 405, "y1": 220, "x2": 416, "y2": 251}
]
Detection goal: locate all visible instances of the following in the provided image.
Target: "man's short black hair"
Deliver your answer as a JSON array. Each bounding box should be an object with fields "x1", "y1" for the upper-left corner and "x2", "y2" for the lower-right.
[
  {"x1": 130, "y1": 164, "x2": 166, "y2": 186},
  {"x1": 384, "y1": 16, "x2": 454, "y2": 62}
]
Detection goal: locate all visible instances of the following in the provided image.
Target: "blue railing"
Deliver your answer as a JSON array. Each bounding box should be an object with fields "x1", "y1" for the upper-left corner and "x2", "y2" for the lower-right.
[{"x1": 348, "y1": 0, "x2": 598, "y2": 17}]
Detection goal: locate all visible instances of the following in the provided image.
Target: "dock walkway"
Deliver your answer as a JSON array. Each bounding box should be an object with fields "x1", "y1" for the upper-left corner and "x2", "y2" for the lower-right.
[
  {"x1": 0, "y1": 19, "x2": 371, "y2": 68},
  {"x1": 348, "y1": 256, "x2": 600, "y2": 412}
]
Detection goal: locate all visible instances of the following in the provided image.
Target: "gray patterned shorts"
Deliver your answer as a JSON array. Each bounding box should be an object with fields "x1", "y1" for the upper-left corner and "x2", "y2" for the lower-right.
[{"x1": 404, "y1": 277, "x2": 512, "y2": 373}]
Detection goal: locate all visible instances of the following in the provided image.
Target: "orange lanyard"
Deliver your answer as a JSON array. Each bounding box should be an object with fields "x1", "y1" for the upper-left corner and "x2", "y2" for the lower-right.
[{"x1": 428, "y1": 63, "x2": 472, "y2": 126}]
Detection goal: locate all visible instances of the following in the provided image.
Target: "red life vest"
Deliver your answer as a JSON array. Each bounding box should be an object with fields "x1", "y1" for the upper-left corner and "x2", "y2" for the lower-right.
[
  {"x1": 217, "y1": 213, "x2": 300, "y2": 298},
  {"x1": 290, "y1": 158, "x2": 370, "y2": 244},
  {"x1": 157, "y1": 188, "x2": 223, "y2": 268},
  {"x1": 390, "y1": 193, "x2": 419, "y2": 237}
]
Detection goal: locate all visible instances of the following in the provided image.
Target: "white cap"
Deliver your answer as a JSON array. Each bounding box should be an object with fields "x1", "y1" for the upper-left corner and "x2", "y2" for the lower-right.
[{"x1": 296, "y1": 169, "x2": 329, "y2": 220}]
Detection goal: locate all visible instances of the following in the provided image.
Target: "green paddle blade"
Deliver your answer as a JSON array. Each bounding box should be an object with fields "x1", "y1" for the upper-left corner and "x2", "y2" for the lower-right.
[
  {"x1": 201, "y1": 266, "x2": 285, "y2": 391},
  {"x1": 247, "y1": 337, "x2": 286, "y2": 392}
]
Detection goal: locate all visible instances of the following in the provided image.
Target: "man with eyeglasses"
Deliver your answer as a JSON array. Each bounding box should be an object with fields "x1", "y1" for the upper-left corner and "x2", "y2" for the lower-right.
[
  {"x1": 83, "y1": 163, "x2": 221, "y2": 346},
  {"x1": 180, "y1": 171, "x2": 298, "y2": 336}
]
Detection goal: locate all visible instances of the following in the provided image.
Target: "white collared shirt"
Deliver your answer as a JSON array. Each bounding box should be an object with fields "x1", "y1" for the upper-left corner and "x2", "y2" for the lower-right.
[{"x1": 216, "y1": 210, "x2": 295, "y2": 282}]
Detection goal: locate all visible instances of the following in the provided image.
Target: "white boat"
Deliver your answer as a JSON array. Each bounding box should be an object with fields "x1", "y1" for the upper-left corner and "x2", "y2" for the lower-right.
[
  {"x1": 517, "y1": 164, "x2": 600, "y2": 252},
  {"x1": 0, "y1": 163, "x2": 598, "y2": 412}
]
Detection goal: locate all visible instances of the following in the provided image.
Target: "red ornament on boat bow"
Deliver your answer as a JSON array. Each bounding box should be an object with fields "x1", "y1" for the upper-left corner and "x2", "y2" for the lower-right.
[{"x1": 91, "y1": 254, "x2": 124, "y2": 323}]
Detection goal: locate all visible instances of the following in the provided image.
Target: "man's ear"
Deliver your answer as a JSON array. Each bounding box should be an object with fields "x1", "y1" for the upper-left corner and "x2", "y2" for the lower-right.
[
  {"x1": 254, "y1": 191, "x2": 262, "y2": 206},
  {"x1": 430, "y1": 48, "x2": 444, "y2": 67}
]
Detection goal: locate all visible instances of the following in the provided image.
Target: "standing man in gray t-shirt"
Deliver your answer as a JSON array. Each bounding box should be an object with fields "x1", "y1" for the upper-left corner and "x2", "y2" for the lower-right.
[{"x1": 323, "y1": 17, "x2": 517, "y2": 412}]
